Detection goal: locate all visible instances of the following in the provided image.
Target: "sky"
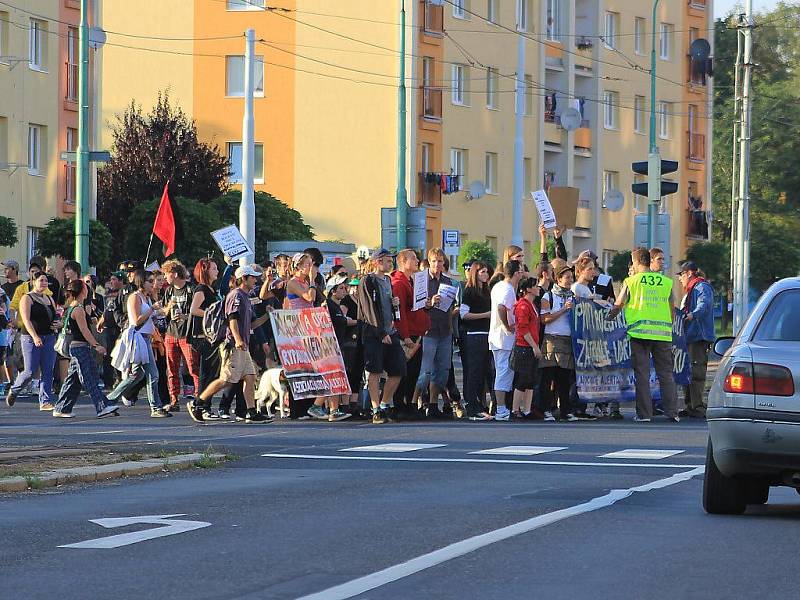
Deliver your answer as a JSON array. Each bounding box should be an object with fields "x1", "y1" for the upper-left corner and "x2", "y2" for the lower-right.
[{"x1": 714, "y1": 0, "x2": 784, "y2": 17}]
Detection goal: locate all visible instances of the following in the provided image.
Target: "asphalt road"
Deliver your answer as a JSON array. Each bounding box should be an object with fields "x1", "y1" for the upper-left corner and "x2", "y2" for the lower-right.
[{"x1": 3, "y1": 396, "x2": 800, "y2": 600}]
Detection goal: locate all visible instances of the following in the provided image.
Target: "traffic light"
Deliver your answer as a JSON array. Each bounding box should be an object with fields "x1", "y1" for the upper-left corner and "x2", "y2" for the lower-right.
[{"x1": 631, "y1": 159, "x2": 679, "y2": 197}]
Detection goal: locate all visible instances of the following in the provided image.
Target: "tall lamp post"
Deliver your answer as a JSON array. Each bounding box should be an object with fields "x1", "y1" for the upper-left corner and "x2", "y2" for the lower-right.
[
  {"x1": 395, "y1": 0, "x2": 408, "y2": 250},
  {"x1": 646, "y1": 0, "x2": 662, "y2": 249}
]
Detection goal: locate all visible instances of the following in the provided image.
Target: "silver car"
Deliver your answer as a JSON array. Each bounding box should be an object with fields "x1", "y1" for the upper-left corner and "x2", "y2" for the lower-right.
[{"x1": 704, "y1": 277, "x2": 800, "y2": 514}]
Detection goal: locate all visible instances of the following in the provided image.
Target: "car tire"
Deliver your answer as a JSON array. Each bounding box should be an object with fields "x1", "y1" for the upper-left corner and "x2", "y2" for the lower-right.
[
  {"x1": 703, "y1": 438, "x2": 747, "y2": 515},
  {"x1": 745, "y1": 480, "x2": 770, "y2": 505}
]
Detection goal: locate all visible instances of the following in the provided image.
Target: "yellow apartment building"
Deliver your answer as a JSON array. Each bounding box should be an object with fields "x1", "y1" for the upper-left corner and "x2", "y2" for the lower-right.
[{"x1": 0, "y1": 1, "x2": 61, "y2": 266}]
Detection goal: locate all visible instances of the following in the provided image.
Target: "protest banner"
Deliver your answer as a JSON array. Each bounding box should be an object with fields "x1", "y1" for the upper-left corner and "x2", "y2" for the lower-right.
[
  {"x1": 650, "y1": 310, "x2": 692, "y2": 401},
  {"x1": 211, "y1": 224, "x2": 254, "y2": 262},
  {"x1": 269, "y1": 307, "x2": 351, "y2": 400},
  {"x1": 412, "y1": 270, "x2": 428, "y2": 311},
  {"x1": 530, "y1": 190, "x2": 558, "y2": 229}
]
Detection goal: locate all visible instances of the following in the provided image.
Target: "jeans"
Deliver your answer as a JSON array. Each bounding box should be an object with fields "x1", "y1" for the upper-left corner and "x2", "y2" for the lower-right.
[
  {"x1": 54, "y1": 345, "x2": 111, "y2": 414},
  {"x1": 630, "y1": 337, "x2": 677, "y2": 419},
  {"x1": 463, "y1": 334, "x2": 490, "y2": 417},
  {"x1": 416, "y1": 335, "x2": 452, "y2": 391},
  {"x1": 11, "y1": 334, "x2": 56, "y2": 407},
  {"x1": 108, "y1": 337, "x2": 163, "y2": 409},
  {"x1": 685, "y1": 340, "x2": 710, "y2": 412},
  {"x1": 164, "y1": 335, "x2": 200, "y2": 403}
]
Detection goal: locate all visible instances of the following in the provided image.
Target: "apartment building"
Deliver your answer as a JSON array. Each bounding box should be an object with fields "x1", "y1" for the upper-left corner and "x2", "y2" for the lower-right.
[{"x1": 0, "y1": 1, "x2": 61, "y2": 266}]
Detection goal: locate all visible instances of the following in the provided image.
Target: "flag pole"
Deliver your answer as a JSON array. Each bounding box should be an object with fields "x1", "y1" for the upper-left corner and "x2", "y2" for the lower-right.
[{"x1": 144, "y1": 233, "x2": 155, "y2": 266}]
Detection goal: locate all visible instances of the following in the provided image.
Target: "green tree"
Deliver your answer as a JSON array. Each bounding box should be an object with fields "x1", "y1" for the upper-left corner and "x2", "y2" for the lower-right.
[
  {"x1": 97, "y1": 91, "x2": 230, "y2": 261},
  {"x1": 0, "y1": 216, "x2": 18, "y2": 247},
  {"x1": 608, "y1": 250, "x2": 632, "y2": 283},
  {"x1": 36, "y1": 219, "x2": 113, "y2": 270},
  {"x1": 457, "y1": 241, "x2": 497, "y2": 272}
]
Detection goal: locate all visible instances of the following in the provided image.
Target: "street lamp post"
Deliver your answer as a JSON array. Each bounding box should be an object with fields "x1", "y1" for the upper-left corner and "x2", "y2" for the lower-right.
[
  {"x1": 75, "y1": 0, "x2": 91, "y2": 271},
  {"x1": 646, "y1": 0, "x2": 662, "y2": 249},
  {"x1": 395, "y1": 0, "x2": 408, "y2": 250}
]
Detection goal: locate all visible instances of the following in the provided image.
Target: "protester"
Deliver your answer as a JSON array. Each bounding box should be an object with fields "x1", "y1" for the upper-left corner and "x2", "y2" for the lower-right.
[
  {"x1": 510, "y1": 277, "x2": 542, "y2": 419},
  {"x1": 342, "y1": 275, "x2": 364, "y2": 414},
  {"x1": 303, "y1": 247, "x2": 327, "y2": 307},
  {"x1": 489, "y1": 260, "x2": 525, "y2": 421},
  {"x1": 649, "y1": 247, "x2": 666, "y2": 274},
  {"x1": 10, "y1": 259, "x2": 54, "y2": 328},
  {"x1": 52, "y1": 280, "x2": 119, "y2": 418},
  {"x1": 107, "y1": 270, "x2": 171, "y2": 418},
  {"x1": 538, "y1": 223, "x2": 568, "y2": 265},
  {"x1": 489, "y1": 245, "x2": 524, "y2": 288},
  {"x1": 286, "y1": 253, "x2": 317, "y2": 309},
  {"x1": 0, "y1": 287, "x2": 10, "y2": 393},
  {"x1": 97, "y1": 270, "x2": 126, "y2": 387},
  {"x1": 356, "y1": 249, "x2": 406, "y2": 424},
  {"x1": 460, "y1": 261, "x2": 493, "y2": 421},
  {"x1": 323, "y1": 274, "x2": 355, "y2": 422},
  {"x1": 609, "y1": 248, "x2": 680, "y2": 423},
  {"x1": 189, "y1": 258, "x2": 221, "y2": 410},
  {"x1": 677, "y1": 260, "x2": 714, "y2": 418}
]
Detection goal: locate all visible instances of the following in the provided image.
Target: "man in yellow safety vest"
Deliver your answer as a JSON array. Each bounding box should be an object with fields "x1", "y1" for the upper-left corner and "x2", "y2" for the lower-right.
[{"x1": 608, "y1": 247, "x2": 679, "y2": 423}]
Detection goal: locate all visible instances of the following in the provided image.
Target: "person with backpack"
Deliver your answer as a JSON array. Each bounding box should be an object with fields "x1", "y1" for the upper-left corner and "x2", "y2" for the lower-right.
[{"x1": 188, "y1": 258, "x2": 222, "y2": 416}]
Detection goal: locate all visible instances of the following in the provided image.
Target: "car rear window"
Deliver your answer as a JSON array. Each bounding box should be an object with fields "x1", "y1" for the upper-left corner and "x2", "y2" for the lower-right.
[{"x1": 753, "y1": 289, "x2": 800, "y2": 341}]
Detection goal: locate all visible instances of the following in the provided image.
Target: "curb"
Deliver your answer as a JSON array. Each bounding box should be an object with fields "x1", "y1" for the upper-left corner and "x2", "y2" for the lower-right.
[{"x1": 0, "y1": 453, "x2": 226, "y2": 493}]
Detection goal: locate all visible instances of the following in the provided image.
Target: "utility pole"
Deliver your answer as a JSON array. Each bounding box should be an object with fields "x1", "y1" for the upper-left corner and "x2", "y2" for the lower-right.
[
  {"x1": 510, "y1": 34, "x2": 525, "y2": 248},
  {"x1": 646, "y1": 0, "x2": 662, "y2": 249},
  {"x1": 395, "y1": 0, "x2": 408, "y2": 250},
  {"x1": 75, "y1": 0, "x2": 91, "y2": 271},
  {"x1": 733, "y1": 2, "x2": 754, "y2": 332},
  {"x1": 239, "y1": 28, "x2": 256, "y2": 266}
]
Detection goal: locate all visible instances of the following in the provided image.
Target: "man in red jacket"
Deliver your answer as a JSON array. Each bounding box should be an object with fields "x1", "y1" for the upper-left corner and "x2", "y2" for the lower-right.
[{"x1": 391, "y1": 249, "x2": 430, "y2": 419}]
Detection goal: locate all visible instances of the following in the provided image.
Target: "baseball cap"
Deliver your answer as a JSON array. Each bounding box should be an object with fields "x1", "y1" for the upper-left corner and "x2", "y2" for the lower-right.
[
  {"x1": 325, "y1": 273, "x2": 349, "y2": 294},
  {"x1": 111, "y1": 270, "x2": 126, "y2": 280},
  {"x1": 2, "y1": 259, "x2": 19, "y2": 271},
  {"x1": 348, "y1": 277, "x2": 360, "y2": 286},
  {"x1": 120, "y1": 260, "x2": 143, "y2": 272},
  {"x1": 235, "y1": 264, "x2": 261, "y2": 279},
  {"x1": 370, "y1": 248, "x2": 393, "y2": 261},
  {"x1": 677, "y1": 261, "x2": 698, "y2": 274}
]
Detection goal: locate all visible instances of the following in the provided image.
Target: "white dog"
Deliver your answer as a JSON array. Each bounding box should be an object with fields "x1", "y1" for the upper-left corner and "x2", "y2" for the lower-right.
[{"x1": 256, "y1": 368, "x2": 290, "y2": 418}]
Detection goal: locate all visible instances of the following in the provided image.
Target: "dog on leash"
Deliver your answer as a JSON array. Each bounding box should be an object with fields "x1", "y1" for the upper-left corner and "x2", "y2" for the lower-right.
[{"x1": 256, "y1": 368, "x2": 290, "y2": 418}]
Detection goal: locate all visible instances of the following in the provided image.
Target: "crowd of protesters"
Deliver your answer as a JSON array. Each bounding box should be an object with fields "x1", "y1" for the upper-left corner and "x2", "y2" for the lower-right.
[{"x1": 0, "y1": 225, "x2": 716, "y2": 424}]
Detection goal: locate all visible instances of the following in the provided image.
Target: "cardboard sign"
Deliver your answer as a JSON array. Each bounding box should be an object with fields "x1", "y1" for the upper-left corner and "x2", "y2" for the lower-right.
[
  {"x1": 412, "y1": 270, "x2": 428, "y2": 311},
  {"x1": 548, "y1": 186, "x2": 580, "y2": 230},
  {"x1": 210, "y1": 225, "x2": 254, "y2": 262},
  {"x1": 531, "y1": 190, "x2": 558, "y2": 229}
]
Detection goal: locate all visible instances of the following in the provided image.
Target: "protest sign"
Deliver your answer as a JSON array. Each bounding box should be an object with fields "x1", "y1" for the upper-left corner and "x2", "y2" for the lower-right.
[
  {"x1": 269, "y1": 307, "x2": 351, "y2": 400},
  {"x1": 210, "y1": 224, "x2": 253, "y2": 262},
  {"x1": 413, "y1": 270, "x2": 428, "y2": 311},
  {"x1": 144, "y1": 261, "x2": 160, "y2": 273},
  {"x1": 548, "y1": 187, "x2": 580, "y2": 230},
  {"x1": 436, "y1": 283, "x2": 458, "y2": 312},
  {"x1": 531, "y1": 190, "x2": 558, "y2": 229}
]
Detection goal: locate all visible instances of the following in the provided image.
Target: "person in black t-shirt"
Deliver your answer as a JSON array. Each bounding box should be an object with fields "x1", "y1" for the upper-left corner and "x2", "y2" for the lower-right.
[{"x1": 162, "y1": 260, "x2": 200, "y2": 412}]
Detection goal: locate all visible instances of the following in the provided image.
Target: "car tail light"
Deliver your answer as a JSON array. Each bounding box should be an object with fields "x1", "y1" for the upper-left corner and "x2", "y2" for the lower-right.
[{"x1": 723, "y1": 362, "x2": 795, "y2": 397}]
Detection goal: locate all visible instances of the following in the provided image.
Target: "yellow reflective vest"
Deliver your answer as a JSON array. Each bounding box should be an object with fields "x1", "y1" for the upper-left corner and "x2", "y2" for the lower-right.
[{"x1": 623, "y1": 271, "x2": 673, "y2": 342}]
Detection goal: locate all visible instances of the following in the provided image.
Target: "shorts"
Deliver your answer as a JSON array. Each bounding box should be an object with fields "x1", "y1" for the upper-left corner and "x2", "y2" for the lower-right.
[
  {"x1": 510, "y1": 345, "x2": 540, "y2": 391},
  {"x1": 219, "y1": 345, "x2": 257, "y2": 384},
  {"x1": 363, "y1": 331, "x2": 406, "y2": 377},
  {"x1": 492, "y1": 348, "x2": 513, "y2": 392}
]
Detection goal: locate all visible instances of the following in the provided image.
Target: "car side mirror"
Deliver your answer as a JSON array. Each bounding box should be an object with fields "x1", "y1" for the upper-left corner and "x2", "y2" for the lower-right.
[{"x1": 713, "y1": 337, "x2": 735, "y2": 356}]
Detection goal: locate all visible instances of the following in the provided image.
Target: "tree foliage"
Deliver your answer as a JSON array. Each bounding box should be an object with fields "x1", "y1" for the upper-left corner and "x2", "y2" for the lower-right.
[
  {"x1": 36, "y1": 219, "x2": 112, "y2": 269},
  {"x1": 97, "y1": 91, "x2": 230, "y2": 260},
  {"x1": 608, "y1": 250, "x2": 632, "y2": 283},
  {"x1": 0, "y1": 216, "x2": 18, "y2": 247},
  {"x1": 457, "y1": 241, "x2": 497, "y2": 272}
]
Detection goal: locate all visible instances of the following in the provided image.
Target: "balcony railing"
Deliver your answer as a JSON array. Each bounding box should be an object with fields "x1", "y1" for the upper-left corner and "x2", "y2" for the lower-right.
[
  {"x1": 423, "y1": 1, "x2": 444, "y2": 35},
  {"x1": 418, "y1": 173, "x2": 442, "y2": 205},
  {"x1": 66, "y1": 61, "x2": 78, "y2": 102},
  {"x1": 687, "y1": 207, "x2": 709, "y2": 239},
  {"x1": 688, "y1": 132, "x2": 705, "y2": 161},
  {"x1": 688, "y1": 56, "x2": 708, "y2": 86},
  {"x1": 423, "y1": 87, "x2": 442, "y2": 120},
  {"x1": 64, "y1": 162, "x2": 76, "y2": 204},
  {"x1": 688, "y1": 0, "x2": 706, "y2": 8}
]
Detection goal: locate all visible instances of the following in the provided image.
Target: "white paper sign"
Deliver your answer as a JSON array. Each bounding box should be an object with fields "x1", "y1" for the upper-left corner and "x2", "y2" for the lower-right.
[
  {"x1": 412, "y1": 270, "x2": 428, "y2": 311},
  {"x1": 144, "y1": 261, "x2": 160, "y2": 273},
  {"x1": 210, "y1": 225, "x2": 254, "y2": 262},
  {"x1": 436, "y1": 284, "x2": 458, "y2": 313},
  {"x1": 596, "y1": 273, "x2": 612, "y2": 287},
  {"x1": 531, "y1": 190, "x2": 558, "y2": 229}
]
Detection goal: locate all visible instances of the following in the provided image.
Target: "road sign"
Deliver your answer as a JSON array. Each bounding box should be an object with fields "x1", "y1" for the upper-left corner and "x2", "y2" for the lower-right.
[
  {"x1": 443, "y1": 230, "x2": 459, "y2": 246},
  {"x1": 381, "y1": 207, "x2": 426, "y2": 252},
  {"x1": 634, "y1": 213, "x2": 671, "y2": 268},
  {"x1": 59, "y1": 514, "x2": 211, "y2": 549}
]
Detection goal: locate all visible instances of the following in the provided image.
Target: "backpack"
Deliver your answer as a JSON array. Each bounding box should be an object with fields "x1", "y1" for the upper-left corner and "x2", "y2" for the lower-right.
[{"x1": 201, "y1": 300, "x2": 227, "y2": 344}]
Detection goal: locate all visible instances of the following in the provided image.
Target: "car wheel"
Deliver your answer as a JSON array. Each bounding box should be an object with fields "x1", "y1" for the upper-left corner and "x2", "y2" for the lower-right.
[
  {"x1": 703, "y1": 439, "x2": 747, "y2": 515},
  {"x1": 745, "y1": 480, "x2": 770, "y2": 505}
]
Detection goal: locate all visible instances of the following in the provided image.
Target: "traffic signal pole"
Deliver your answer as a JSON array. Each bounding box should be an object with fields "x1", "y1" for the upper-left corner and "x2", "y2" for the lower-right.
[
  {"x1": 239, "y1": 29, "x2": 256, "y2": 266},
  {"x1": 75, "y1": 0, "x2": 91, "y2": 271},
  {"x1": 647, "y1": 0, "x2": 662, "y2": 249},
  {"x1": 395, "y1": 0, "x2": 408, "y2": 250}
]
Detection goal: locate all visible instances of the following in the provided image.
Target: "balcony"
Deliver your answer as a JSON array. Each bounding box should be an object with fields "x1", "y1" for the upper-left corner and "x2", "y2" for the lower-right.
[
  {"x1": 688, "y1": 56, "x2": 708, "y2": 86},
  {"x1": 688, "y1": 132, "x2": 705, "y2": 161},
  {"x1": 422, "y1": 1, "x2": 444, "y2": 36},
  {"x1": 687, "y1": 207, "x2": 709, "y2": 239},
  {"x1": 423, "y1": 87, "x2": 442, "y2": 120},
  {"x1": 418, "y1": 173, "x2": 442, "y2": 206},
  {"x1": 65, "y1": 61, "x2": 78, "y2": 102},
  {"x1": 688, "y1": 0, "x2": 706, "y2": 9}
]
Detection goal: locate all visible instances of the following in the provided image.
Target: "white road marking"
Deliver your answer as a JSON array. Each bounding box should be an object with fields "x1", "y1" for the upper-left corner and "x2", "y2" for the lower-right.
[
  {"x1": 600, "y1": 449, "x2": 685, "y2": 460},
  {"x1": 262, "y1": 453, "x2": 701, "y2": 469},
  {"x1": 76, "y1": 430, "x2": 125, "y2": 435},
  {"x1": 470, "y1": 446, "x2": 567, "y2": 456},
  {"x1": 59, "y1": 514, "x2": 211, "y2": 549},
  {"x1": 295, "y1": 466, "x2": 705, "y2": 600},
  {"x1": 339, "y1": 443, "x2": 447, "y2": 453}
]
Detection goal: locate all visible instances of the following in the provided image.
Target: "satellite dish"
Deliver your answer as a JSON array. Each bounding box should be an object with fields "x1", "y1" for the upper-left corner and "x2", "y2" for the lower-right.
[
  {"x1": 603, "y1": 189, "x2": 624, "y2": 212},
  {"x1": 467, "y1": 180, "x2": 486, "y2": 200},
  {"x1": 88, "y1": 27, "x2": 107, "y2": 50},
  {"x1": 356, "y1": 245, "x2": 370, "y2": 261},
  {"x1": 689, "y1": 39, "x2": 711, "y2": 62},
  {"x1": 559, "y1": 107, "x2": 582, "y2": 131}
]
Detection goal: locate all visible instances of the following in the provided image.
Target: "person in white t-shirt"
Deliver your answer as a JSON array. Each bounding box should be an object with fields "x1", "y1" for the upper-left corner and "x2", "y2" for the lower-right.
[{"x1": 488, "y1": 260, "x2": 525, "y2": 421}]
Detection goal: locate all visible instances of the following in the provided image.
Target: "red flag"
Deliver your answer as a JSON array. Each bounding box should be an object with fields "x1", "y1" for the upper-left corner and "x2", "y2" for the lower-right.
[{"x1": 153, "y1": 182, "x2": 176, "y2": 257}]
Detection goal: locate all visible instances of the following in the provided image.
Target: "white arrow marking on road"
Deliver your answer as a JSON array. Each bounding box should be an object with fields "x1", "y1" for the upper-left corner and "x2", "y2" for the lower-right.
[{"x1": 59, "y1": 514, "x2": 211, "y2": 549}]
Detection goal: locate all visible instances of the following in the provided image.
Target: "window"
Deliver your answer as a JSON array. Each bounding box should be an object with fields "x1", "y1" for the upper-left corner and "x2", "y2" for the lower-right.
[
  {"x1": 603, "y1": 91, "x2": 619, "y2": 129},
  {"x1": 485, "y1": 152, "x2": 498, "y2": 194},
  {"x1": 604, "y1": 12, "x2": 618, "y2": 49},
  {"x1": 547, "y1": 0, "x2": 561, "y2": 41},
  {"x1": 227, "y1": 0, "x2": 265, "y2": 9},
  {"x1": 451, "y1": 64, "x2": 469, "y2": 105},
  {"x1": 658, "y1": 101, "x2": 670, "y2": 138},
  {"x1": 603, "y1": 171, "x2": 619, "y2": 204},
  {"x1": 523, "y1": 157, "x2": 532, "y2": 196},
  {"x1": 517, "y1": 0, "x2": 532, "y2": 32},
  {"x1": 0, "y1": 116, "x2": 7, "y2": 165},
  {"x1": 753, "y1": 290, "x2": 800, "y2": 342},
  {"x1": 634, "y1": 95, "x2": 645, "y2": 133},
  {"x1": 523, "y1": 75, "x2": 534, "y2": 115},
  {"x1": 486, "y1": 67, "x2": 498, "y2": 109},
  {"x1": 421, "y1": 142, "x2": 432, "y2": 173},
  {"x1": 28, "y1": 18, "x2": 47, "y2": 71},
  {"x1": 226, "y1": 55, "x2": 265, "y2": 97},
  {"x1": 486, "y1": 0, "x2": 497, "y2": 24},
  {"x1": 0, "y1": 11, "x2": 9, "y2": 61},
  {"x1": 66, "y1": 27, "x2": 78, "y2": 101},
  {"x1": 485, "y1": 235, "x2": 498, "y2": 253},
  {"x1": 28, "y1": 124, "x2": 44, "y2": 175},
  {"x1": 659, "y1": 23, "x2": 673, "y2": 60},
  {"x1": 65, "y1": 127, "x2": 77, "y2": 203},
  {"x1": 634, "y1": 17, "x2": 645, "y2": 55},
  {"x1": 26, "y1": 227, "x2": 40, "y2": 265},
  {"x1": 450, "y1": 148, "x2": 467, "y2": 188},
  {"x1": 452, "y1": 0, "x2": 468, "y2": 19},
  {"x1": 227, "y1": 142, "x2": 265, "y2": 184}
]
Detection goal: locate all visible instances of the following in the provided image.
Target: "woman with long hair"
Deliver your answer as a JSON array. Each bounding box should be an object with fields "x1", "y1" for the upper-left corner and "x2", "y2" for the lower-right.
[
  {"x1": 5, "y1": 271, "x2": 58, "y2": 409},
  {"x1": 285, "y1": 253, "x2": 317, "y2": 309},
  {"x1": 489, "y1": 245, "x2": 525, "y2": 288},
  {"x1": 460, "y1": 262, "x2": 493, "y2": 420},
  {"x1": 53, "y1": 280, "x2": 119, "y2": 418},
  {"x1": 188, "y1": 257, "x2": 221, "y2": 418},
  {"x1": 510, "y1": 278, "x2": 542, "y2": 419}
]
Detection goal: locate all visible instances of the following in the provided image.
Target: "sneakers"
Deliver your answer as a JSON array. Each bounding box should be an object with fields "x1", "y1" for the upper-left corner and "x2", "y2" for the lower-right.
[
  {"x1": 543, "y1": 411, "x2": 557, "y2": 422},
  {"x1": 633, "y1": 415, "x2": 652, "y2": 423},
  {"x1": 40, "y1": 403, "x2": 55, "y2": 411},
  {"x1": 5, "y1": 389, "x2": 16, "y2": 407},
  {"x1": 372, "y1": 410, "x2": 387, "y2": 424},
  {"x1": 494, "y1": 407, "x2": 510, "y2": 421},
  {"x1": 52, "y1": 411, "x2": 74, "y2": 418},
  {"x1": 186, "y1": 400, "x2": 204, "y2": 423},
  {"x1": 574, "y1": 411, "x2": 598, "y2": 421},
  {"x1": 121, "y1": 398, "x2": 136, "y2": 407},
  {"x1": 668, "y1": 415, "x2": 681, "y2": 423},
  {"x1": 150, "y1": 408, "x2": 173, "y2": 418},
  {"x1": 307, "y1": 405, "x2": 328, "y2": 420},
  {"x1": 245, "y1": 410, "x2": 271, "y2": 423},
  {"x1": 564, "y1": 413, "x2": 579, "y2": 422},
  {"x1": 609, "y1": 410, "x2": 624, "y2": 420},
  {"x1": 425, "y1": 405, "x2": 444, "y2": 420},
  {"x1": 165, "y1": 401, "x2": 180, "y2": 412},
  {"x1": 218, "y1": 411, "x2": 231, "y2": 421},
  {"x1": 202, "y1": 409, "x2": 220, "y2": 420},
  {"x1": 328, "y1": 409, "x2": 351, "y2": 422},
  {"x1": 97, "y1": 405, "x2": 119, "y2": 418}
]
